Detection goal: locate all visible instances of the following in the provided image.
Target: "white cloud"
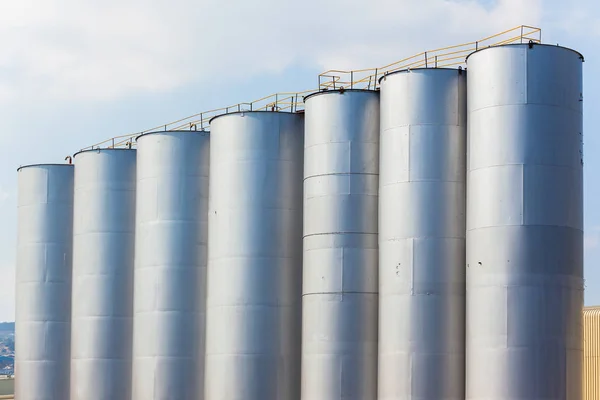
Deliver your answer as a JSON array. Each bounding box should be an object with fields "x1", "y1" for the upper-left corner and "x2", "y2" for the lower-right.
[
  {"x1": 585, "y1": 233, "x2": 600, "y2": 250},
  {"x1": 585, "y1": 225, "x2": 600, "y2": 250},
  {"x1": 0, "y1": 0, "x2": 542, "y2": 103},
  {"x1": 543, "y1": 0, "x2": 600, "y2": 39}
]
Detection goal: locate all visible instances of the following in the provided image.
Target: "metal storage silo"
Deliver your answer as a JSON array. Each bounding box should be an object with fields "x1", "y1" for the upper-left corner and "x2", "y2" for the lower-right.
[
  {"x1": 302, "y1": 90, "x2": 379, "y2": 400},
  {"x1": 466, "y1": 44, "x2": 584, "y2": 399},
  {"x1": 70, "y1": 149, "x2": 136, "y2": 400},
  {"x1": 205, "y1": 111, "x2": 304, "y2": 400},
  {"x1": 16, "y1": 164, "x2": 74, "y2": 400},
  {"x1": 583, "y1": 306, "x2": 600, "y2": 400},
  {"x1": 378, "y1": 68, "x2": 466, "y2": 400},
  {"x1": 132, "y1": 131, "x2": 209, "y2": 400}
]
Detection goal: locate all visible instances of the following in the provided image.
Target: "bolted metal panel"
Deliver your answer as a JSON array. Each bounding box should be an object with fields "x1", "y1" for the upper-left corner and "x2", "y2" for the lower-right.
[
  {"x1": 378, "y1": 69, "x2": 467, "y2": 400},
  {"x1": 205, "y1": 111, "x2": 304, "y2": 400},
  {"x1": 70, "y1": 149, "x2": 136, "y2": 400},
  {"x1": 16, "y1": 164, "x2": 74, "y2": 400},
  {"x1": 466, "y1": 44, "x2": 584, "y2": 399},
  {"x1": 302, "y1": 90, "x2": 379, "y2": 400},
  {"x1": 132, "y1": 131, "x2": 209, "y2": 400}
]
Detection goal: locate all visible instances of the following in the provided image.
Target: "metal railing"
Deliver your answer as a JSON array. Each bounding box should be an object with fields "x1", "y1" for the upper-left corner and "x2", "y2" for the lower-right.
[
  {"x1": 81, "y1": 89, "x2": 316, "y2": 150},
  {"x1": 318, "y1": 25, "x2": 541, "y2": 90},
  {"x1": 81, "y1": 25, "x2": 541, "y2": 151}
]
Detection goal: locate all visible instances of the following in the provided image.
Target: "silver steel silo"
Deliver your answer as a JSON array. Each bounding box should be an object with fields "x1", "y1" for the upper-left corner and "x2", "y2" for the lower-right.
[
  {"x1": 70, "y1": 149, "x2": 136, "y2": 400},
  {"x1": 205, "y1": 111, "x2": 304, "y2": 400},
  {"x1": 16, "y1": 164, "x2": 74, "y2": 400},
  {"x1": 302, "y1": 90, "x2": 380, "y2": 400},
  {"x1": 466, "y1": 44, "x2": 584, "y2": 399},
  {"x1": 132, "y1": 131, "x2": 209, "y2": 400},
  {"x1": 378, "y1": 68, "x2": 466, "y2": 400}
]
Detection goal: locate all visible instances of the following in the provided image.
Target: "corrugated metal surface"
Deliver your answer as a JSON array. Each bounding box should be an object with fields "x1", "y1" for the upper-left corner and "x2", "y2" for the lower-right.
[
  {"x1": 584, "y1": 306, "x2": 600, "y2": 400},
  {"x1": 302, "y1": 90, "x2": 380, "y2": 400},
  {"x1": 132, "y1": 131, "x2": 209, "y2": 400},
  {"x1": 71, "y1": 149, "x2": 136, "y2": 400},
  {"x1": 466, "y1": 43, "x2": 584, "y2": 399},
  {"x1": 378, "y1": 68, "x2": 466, "y2": 400},
  {"x1": 205, "y1": 111, "x2": 304, "y2": 400},
  {"x1": 16, "y1": 164, "x2": 74, "y2": 400}
]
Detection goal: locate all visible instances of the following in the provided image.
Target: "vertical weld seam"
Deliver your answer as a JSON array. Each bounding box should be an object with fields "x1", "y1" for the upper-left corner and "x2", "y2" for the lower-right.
[
  {"x1": 504, "y1": 285, "x2": 509, "y2": 349},
  {"x1": 407, "y1": 125, "x2": 412, "y2": 183},
  {"x1": 410, "y1": 238, "x2": 415, "y2": 296},
  {"x1": 340, "y1": 246, "x2": 345, "y2": 296},
  {"x1": 520, "y1": 164, "x2": 525, "y2": 226}
]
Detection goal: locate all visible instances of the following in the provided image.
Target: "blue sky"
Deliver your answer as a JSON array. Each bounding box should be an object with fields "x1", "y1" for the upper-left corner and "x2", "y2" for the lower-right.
[{"x1": 0, "y1": 0, "x2": 598, "y2": 321}]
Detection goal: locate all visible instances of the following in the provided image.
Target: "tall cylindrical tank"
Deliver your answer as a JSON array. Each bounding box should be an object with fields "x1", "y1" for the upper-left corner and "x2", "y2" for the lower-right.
[
  {"x1": 302, "y1": 90, "x2": 380, "y2": 400},
  {"x1": 466, "y1": 44, "x2": 584, "y2": 399},
  {"x1": 132, "y1": 131, "x2": 209, "y2": 400},
  {"x1": 377, "y1": 68, "x2": 467, "y2": 400},
  {"x1": 16, "y1": 164, "x2": 74, "y2": 400},
  {"x1": 70, "y1": 149, "x2": 136, "y2": 400},
  {"x1": 583, "y1": 306, "x2": 600, "y2": 400},
  {"x1": 205, "y1": 111, "x2": 304, "y2": 400}
]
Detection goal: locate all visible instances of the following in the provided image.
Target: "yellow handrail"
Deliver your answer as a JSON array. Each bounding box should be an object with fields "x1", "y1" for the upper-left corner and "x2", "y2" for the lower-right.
[
  {"x1": 80, "y1": 25, "x2": 541, "y2": 151},
  {"x1": 317, "y1": 25, "x2": 541, "y2": 90}
]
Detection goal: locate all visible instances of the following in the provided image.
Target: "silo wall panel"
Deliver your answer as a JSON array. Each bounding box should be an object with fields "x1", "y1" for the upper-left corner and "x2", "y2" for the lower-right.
[
  {"x1": 16, "y1": 164, "x2": 74, "y2": 400},
  {"x1": 205, "y1": 112, "x2": 304, "y2": 400},
  {"x1": 132, "y1": 131, "x2": 209, "y2": 400},
  {"x1": 378, "y1": 68, "x2": 467, "y2": 400},
  {"x1": 302, "y1": 90, "x2": 379, "y2": 400},
  {"x1": 70, "y1": 149, "x2": 136, "y2": 400},
  {"x1": 466, "y1": 44, "x2": 584, "y2": 399}
]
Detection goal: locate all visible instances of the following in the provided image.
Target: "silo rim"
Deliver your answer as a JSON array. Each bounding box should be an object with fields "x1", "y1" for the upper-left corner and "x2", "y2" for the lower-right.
[
  {"x1": 135, "y1": 129, "x2": 210, "y2": 142},
  {"x1": 378, "y1": 67, "x2": 464, "y2": 84},
  {"x1": 208, "y1": 110, "x2": 302, "y2": 124},
  {"x1": 465, "y1": 42, "x2": 584, "y2": 62},
  {"x1": 73, "y1": 148, "x2": 136, "y2": 158},
  {"x1": 17, "y1": 163, "x2": 74, "y2": 172},
  {"x1": 304, "y1": 88, "x2": 378, "y2": 103}
]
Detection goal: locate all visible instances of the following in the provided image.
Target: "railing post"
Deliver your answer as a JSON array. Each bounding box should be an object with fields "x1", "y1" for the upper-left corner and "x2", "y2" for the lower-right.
[
  {"x1": 351, "y1": 71, "x2": 354, "y2": 89},
  {"x1": 521, "y1": 26, "x2": 524, "y2": 43},
  {"x1": 374, "y1": 68, "x2": 378, "y2": 88},
  {"x1": 425, "y1": 52, "x2": 428, "y2": 68},
  {"x1": 435, "y1": 55, "x2": 438, "y2": 68},
  {"x1": 200, "y1": 113, "x2": 204, "y2": 130}
]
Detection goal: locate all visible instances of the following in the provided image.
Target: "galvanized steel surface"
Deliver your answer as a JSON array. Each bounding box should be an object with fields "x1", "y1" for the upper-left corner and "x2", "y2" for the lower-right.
[
  {"x1": 466, "y1": 44, "x2": 584, "y2": 399},
  {"x1": 583, "y1": 306, "x2": 600, "y2": 400},
  {"x1": 132, "y1": 131, "x2": 209, "y2": 400},
  {"x1": 205, "y1": 112, "x2": 304, "y2": 400},
  {"x1": 378, "y1": 69, "x2": 466, "y2": 400},
  {"x1": 302, "y1": 90, "x2": 379, "y2": 400},
  {"x1": 16, "y1": 164, "x2": 74, "y2": 400},
  {"x1": 71, "y1": 149, "x2": 136, "y2": 400}
]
